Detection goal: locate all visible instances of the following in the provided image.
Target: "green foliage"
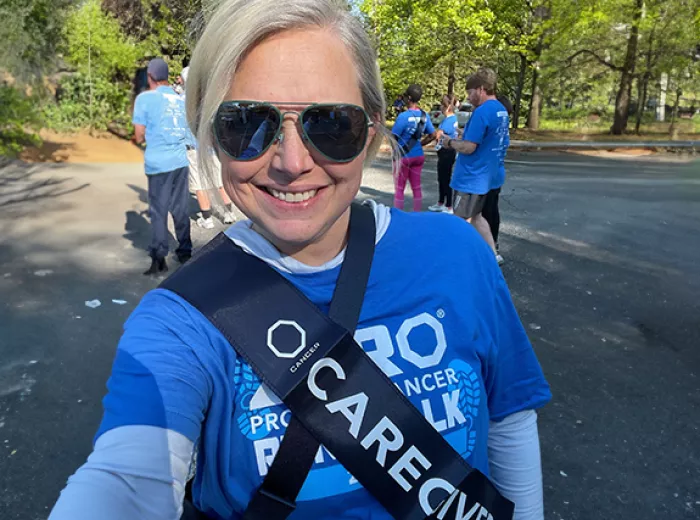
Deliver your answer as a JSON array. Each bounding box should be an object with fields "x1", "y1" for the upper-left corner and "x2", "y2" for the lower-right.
[
  {"x1": 43, "y1": 73, "x2": 133, "y2": 131},
  {"x1": 44, "y1": 0, "x2": 141, "y2": 131},
  {"x1": 0, "y1": 0, "x2": 74, "y2": 82},
  {"x1": 64, "y1": 0, "x2": 142, "y2": 81},
  {"x1": 0, "y1": 86, "x2": 42, "y2": 157}
]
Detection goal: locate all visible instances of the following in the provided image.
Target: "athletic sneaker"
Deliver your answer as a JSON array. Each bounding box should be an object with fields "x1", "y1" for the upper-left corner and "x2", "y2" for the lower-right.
[
  {"x1": 428, "y1": 203, "x2": 445, "y2": 212},
  {"x1": 196, "y1": 216, "x2": 215, "y2": 229},
  {"x1": 445, "y1": 207, "x2": 454, "y2": 215},
  {"x1": 496, "y1": 254, "x2": 505, "y2": 265},
  {"x1": 223, "y1": 211, "x2": 236, "y2": 224}
]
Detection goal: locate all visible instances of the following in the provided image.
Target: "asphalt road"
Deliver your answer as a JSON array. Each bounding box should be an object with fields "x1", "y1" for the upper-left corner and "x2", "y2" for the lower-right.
[{"x1": 0, "y1": 151, "x2": 699, "y2": 519}]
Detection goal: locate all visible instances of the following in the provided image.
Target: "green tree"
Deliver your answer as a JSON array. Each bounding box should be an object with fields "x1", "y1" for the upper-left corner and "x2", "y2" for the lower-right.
[
  {"x1": 360, "y1": 0, "x2": 496, "y2": 109},
  {"x1": 65, "y1": 0, "x2": 142, "y2": 80},
  {"x1": 0, "y1": 0, "x2": 74, "y2": 81}
]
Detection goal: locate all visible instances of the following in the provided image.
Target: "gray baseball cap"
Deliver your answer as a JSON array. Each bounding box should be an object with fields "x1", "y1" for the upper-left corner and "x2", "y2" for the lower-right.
[{"x1": 147, "y1": 58, "x2": 169, "y2": 81}]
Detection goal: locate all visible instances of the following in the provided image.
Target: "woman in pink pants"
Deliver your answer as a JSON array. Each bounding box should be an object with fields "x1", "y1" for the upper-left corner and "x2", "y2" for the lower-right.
[{"x1": 391, "y1": 84, "x2": 437, "y2": 211}]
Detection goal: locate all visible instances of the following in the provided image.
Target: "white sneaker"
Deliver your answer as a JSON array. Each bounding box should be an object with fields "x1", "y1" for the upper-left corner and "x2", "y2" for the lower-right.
[
  {"x1": 223, "y1": 211, "x2": 236, "y2": 224},
  {"x1": 445, "y1": 207, "x2": 454, "y2": 215},
  {"x1": 496, "y1": 254, "x2": 504, "y2": 265},
  {"x1": 428, "y1": 203, "x2": 445, "y2": 212},
  {"x1": 196, "y1": 216, "x2": 215, "y2": 229}
]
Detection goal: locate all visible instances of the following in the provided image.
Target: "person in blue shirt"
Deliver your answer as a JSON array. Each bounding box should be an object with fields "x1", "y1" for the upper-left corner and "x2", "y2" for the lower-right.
[
  {"x1": 391, "y1": 84, "x2": 437, "y2": 212},
  {"x1": 442, "y1": 68, "x2": 510, "y2": 256},
  {"x1": 132, "y1": 58, "x2": 192, "y2": 275},
  {"x1": 482, "y1": 95, "x2": 513, "y2": 265},
  {"x1": 429, "y1": 94, "x2": 460, "y2": 214},
  {"x1": 49, "y1": 2, "x2": 550, "y2": 520}
]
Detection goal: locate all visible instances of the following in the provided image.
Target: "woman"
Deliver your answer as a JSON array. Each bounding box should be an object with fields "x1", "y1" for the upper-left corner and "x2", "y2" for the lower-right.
[
  {"x1": 49, "y1": 1, "x2": 550, "y2": 519},
  {"x1": 429, "y1": 95, "x2": 460, "y2": 214},
  {"x1": 391, "y1": 83, "x2": 437, "y2": 212}
]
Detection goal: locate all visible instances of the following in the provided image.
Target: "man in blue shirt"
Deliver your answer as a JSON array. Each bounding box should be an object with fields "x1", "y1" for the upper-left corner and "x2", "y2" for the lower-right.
[
  {"x1": 482, "y1": 95, "x2": 513, "y2": 265},
  {"x1": 391, "y1": 84, "x2": 437, "y2": 212},
  {"x1": 442, "y1": 68, "x2": 510, "y2": 255},
  {"x1": 133, "y1": 58, "x2": 192, "y2": 275}
]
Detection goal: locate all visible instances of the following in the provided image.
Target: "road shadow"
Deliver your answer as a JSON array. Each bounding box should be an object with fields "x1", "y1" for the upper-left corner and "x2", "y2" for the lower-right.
[{"x1": 0, "y1": 162, "x2": 90, "y2": 210}]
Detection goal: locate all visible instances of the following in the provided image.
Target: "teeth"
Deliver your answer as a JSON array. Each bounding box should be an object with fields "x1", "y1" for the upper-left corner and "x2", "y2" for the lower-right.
[{"x1": 269, "y1": 188, "x2": 318, "y2": 203}]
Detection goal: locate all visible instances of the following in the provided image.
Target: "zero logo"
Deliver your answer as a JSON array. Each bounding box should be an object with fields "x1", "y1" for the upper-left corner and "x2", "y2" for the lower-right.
[
  {"x1": 267, "y1": 320, "x2": 306, "y2": 359},
  {"x1": 356, "y1": 312, "x2": 448, "y2": 375}
]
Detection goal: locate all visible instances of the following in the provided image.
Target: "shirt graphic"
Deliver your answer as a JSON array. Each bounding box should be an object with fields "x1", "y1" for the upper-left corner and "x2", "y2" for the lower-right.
[
  {"x1": 132, "y1": 85, "x2": 189, "y2": 174},
  {"x1": 451, "y1": 100, "x2": 509, "y2": 195}
]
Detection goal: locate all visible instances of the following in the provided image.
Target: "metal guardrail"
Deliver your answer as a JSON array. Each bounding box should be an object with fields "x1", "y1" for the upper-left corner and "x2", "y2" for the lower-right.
[{"x1": 510, "y1": 140, "x2": 700, "y2": 149}]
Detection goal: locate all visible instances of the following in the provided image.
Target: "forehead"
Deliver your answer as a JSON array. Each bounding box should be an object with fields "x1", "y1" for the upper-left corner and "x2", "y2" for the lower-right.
[{"x1": 229, "y1": 28, "x2": 363, "y2": 106}]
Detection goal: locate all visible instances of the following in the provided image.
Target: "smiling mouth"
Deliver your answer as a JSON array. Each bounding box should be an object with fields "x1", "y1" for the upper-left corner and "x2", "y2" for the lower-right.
[{"x1": 263, "y1": 187, "x2": 320, "y2": 203}]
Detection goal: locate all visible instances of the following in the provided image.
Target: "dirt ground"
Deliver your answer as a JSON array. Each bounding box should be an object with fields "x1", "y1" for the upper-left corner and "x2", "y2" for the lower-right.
[{"x1": 20, "y1": 130, "x2": 144, "y2": 163}]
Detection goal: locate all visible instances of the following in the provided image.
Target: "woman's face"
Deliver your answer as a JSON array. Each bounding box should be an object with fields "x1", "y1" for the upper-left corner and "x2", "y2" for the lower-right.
[{"x1": 219, "y1": 28, "x2": 374, "y2": 259}]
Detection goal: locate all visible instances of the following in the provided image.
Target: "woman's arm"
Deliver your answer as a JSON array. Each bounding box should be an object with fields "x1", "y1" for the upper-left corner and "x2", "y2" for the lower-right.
[
  {"x1": 49, "y1": 290, "x2": 213, "y2": 519},
  {"x1": 488, "y1": 410, "x2": 544, "y2": 520},
  {"x1": 49, "y1": 426, "x2": 194, "y2": 520}
]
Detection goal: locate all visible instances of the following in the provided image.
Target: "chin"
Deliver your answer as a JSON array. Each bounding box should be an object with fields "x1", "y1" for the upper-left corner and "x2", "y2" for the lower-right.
[{"x1": 258, "y1": 217, "x2": 328, "y2": 249}]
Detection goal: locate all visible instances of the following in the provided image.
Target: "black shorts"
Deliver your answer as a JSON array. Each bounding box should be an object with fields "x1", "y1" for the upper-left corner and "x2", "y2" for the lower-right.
[{"x1": 453, "y1": 190, "x2": 486, "y2": 219}]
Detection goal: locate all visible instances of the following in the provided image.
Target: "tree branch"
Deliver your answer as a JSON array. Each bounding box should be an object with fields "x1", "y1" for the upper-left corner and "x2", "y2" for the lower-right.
[{"x1": 566, "y1": 49, "x2": 623, "y2": 72}]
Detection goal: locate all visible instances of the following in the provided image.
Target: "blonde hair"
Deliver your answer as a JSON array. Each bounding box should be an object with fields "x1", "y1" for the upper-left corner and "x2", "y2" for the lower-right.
[{"x1": 186, "y1": 0, "x2": 393, "y2": 187}]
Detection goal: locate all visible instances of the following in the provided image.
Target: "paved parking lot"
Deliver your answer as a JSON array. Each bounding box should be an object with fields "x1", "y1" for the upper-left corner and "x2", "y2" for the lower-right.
[{"x1": 1, "y1": 151, "x2": 699, "y2": 519}]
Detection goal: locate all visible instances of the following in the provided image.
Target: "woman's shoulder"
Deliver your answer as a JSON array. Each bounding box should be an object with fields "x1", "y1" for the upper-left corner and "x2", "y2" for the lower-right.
[{"x1": 383, "y1": 210, "x2": 494, "y2": 263}]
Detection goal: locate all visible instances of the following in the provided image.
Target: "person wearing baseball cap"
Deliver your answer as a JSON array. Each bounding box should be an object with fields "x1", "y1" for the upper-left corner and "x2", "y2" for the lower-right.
[
  {"x1": 132, "y1": 57, "x2": 192, "y2": 275},
  {"x1": 391, "y1": 83, "x2": 437, "y2": 212}
]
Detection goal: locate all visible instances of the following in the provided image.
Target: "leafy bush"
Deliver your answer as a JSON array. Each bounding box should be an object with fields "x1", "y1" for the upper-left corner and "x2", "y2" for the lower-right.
[
  {"x1": 0, "y1": 86, "x2": 42, "y2": 157},
  {"x1": 44, "y1": 73, "x2": 133, "y2": 131},
  {"x1": 43, "y1": 0, "x2": 141, "y2": 133}
]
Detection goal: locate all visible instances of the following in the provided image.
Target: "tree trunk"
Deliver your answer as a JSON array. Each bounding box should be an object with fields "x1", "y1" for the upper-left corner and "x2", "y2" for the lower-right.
[
  {"x1": 635, "y1": 75, "x2": 650, "y2": 134},
  {"x1": 669, "y1": 85, "x2": 682, "y2": 139},
  {"x1": 635, "y1": 22, "x2": 656, "y2": 134},
  {"x1": 513, "y1": 53, "x2": 528, "y2": 129},
  {"x1": 528, "y1": 84, "x2": 543, "y2": 130},
  {"x1": 611, "y1": 0, "x2": 643, "y2": 135},
  {"x1": 527, "y1": 34, "x2": 545, "y2": 130},
  {"x1": 447, "y1": 56, "x2": 456, "y2": 96}
]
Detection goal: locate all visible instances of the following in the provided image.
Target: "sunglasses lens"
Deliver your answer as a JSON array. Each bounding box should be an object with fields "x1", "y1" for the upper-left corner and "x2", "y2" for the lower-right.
[
  {"x1": 302, "y1": 105, "x2": 369, "y2": 162},
  {"x1": 214, "y1": 103, "x2": 280, "y2": 160}
]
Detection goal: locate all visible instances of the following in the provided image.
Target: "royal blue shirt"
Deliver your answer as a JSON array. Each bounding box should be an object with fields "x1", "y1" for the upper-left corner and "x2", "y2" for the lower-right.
[
  {"x1": 392, "y1": 109, "x2": 436, "y2": 158},
  {"x1": 132, "y1": 86, "x2": 189, "y2": 174},
  {"x1": 451, "y1": 100, "x2": 509, "y2": 194},
  {"x1": 438, "y1": 114, "x2": 459, "y2": 140},
  {"x1": 491, "y1": 128, "x2": 510, "y2": 190},
  {"x1": 96, "y1": 209, "x2": 550, "y2": 519}
]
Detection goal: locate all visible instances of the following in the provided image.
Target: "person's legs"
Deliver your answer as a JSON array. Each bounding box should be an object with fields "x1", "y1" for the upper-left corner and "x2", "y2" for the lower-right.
[
  {"x1": 468, "y1": 213, "x2": 497, "y2": 253},
  {"x1": 454, "y1": 190, "x2": 496, "y2": 253},
  {"x1": 481, "y1": 189, "x2": 496, "y2": 240},
  {"x1": 408, "y1": 156, "x2": 425, "y2": 212},
  {"x1": 491, "y1": 187, "x2": 501, "y2": 246},
  {"x1": 147, "y1": 172, "x2": 172, "y2": 261},
  {"x1": 435, "y1": 150, "x2": 449, "y2": 206},
  {"x1": 188, "y1": 149, "x2": 212, "y2": 218},
  {"x1": 394, "y1": 158, "x2": 410, "y2": 210},
  {"x1": 170, "y1": 166, "x2": 193, "y2": 261},
  {"x1": 195, "y1": 190, "x2": 212, "y2": 216},
  {"x1": 443, "y1": 150, "x2": 456, "y2": 209}
]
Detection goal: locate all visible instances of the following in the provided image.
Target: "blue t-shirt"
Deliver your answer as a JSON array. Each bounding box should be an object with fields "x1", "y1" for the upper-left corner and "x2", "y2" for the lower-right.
[
  {"x1": 392, "y1": 109, "x2": 436, "y2": 158},
  {"x1": 132, "y1": 86, "x2": 189, "y2": 174},
  {"x1": 491, "y1": 128, "x2": 510, "y2": 190},
  {"x1": 438, "y1": 114, "x2": 459, "y2": 139},
  {"x1": 451, "y1": 100, "x2": 509, "y2": 194},
  {"x1": 96, "y1": 210, "x2": 550, "y2": 519}
]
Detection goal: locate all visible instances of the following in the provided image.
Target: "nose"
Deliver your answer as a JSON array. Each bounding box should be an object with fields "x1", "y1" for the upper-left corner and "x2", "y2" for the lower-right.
[{"x1": 270, "y1": 118, "x2": 314, "y2": 180}]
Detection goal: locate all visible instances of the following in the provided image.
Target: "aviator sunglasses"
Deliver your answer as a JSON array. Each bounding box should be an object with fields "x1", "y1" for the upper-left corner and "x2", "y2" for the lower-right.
[{"x1": 213, "y1": 101, "x2": 374, "y2": 163}]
